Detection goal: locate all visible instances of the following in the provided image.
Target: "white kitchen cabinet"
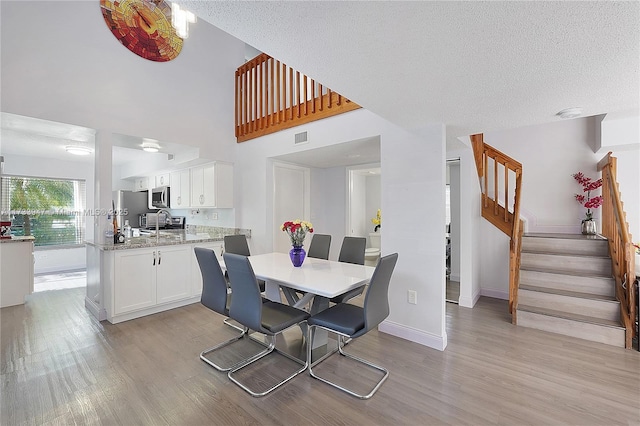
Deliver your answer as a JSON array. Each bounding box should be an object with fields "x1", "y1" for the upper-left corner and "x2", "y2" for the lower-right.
[
  {"x1": 0, "y1": 240, "x2": 34, "y2": 308},
  {"x1": 114, "y1": 249, "x2": 156, "y2": 315},
  {"x1": 156, "y1": 245, "x2": 191, "y2": 304},
  {"x1": 113, "y1": 245, "x2": 191, "y2": 315},
  {"x1": 134, "y1": 177, "x2": 149, "y2": 192},
  {"x1": 191, "y1": 241, "x2": 224, "y2": 297},
  {"x1": 155, "y1": 173, "x2": 170, "y2": 187},
  {"x1": 169, "y1": 169, "x2": 190, "y2": 208},
  {"x1": 190, "y1": 162, "x2": 233, "y2": 208}
]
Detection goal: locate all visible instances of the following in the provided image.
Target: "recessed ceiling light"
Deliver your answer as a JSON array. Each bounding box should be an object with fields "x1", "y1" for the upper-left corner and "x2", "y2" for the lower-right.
[
  {"x1": 141, "y1": 140, "x2": 160, "y2": 153},
  {"x1": 556, "y1": 107, "x2": 582, "y2": 119},
  {"x1": 65, "y1": 145, "x2": 92, "y2": 156}
]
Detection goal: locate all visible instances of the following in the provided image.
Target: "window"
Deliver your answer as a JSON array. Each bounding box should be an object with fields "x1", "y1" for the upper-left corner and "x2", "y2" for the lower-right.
[{"x1": 1, "y1": 176, "x2": 86, "y2": 247}]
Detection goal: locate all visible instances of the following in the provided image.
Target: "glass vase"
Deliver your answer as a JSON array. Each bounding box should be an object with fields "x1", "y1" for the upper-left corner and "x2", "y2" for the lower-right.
[
  {"x1": 289, "y1": 245, "x2": 306, "y2": 267},
  {"x1": 581, "y1": 219, "x2": 597, "y2": 235}
]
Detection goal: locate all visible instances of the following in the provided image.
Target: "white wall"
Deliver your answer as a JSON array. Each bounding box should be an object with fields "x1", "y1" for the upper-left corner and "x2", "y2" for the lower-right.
[
  {"x1": 484, "y1": 117, "x2": 602, "y2": 234},
  {"x1": 235, "y1": 109, "x2": 448, "y2": 350},
  {"x1": 1, "y1": 1, "x2": 244, "y2": 164}
]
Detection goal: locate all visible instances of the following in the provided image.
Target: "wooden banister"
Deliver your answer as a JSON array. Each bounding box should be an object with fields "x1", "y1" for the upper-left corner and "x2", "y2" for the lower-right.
[
  {"x1": 471, "y1": 134, "x2": 524, "y2": 322},
  {"x1": 597, "y1": 152, "x2": 636, "y2": 349},
  {"x1": 235, "y1": 54, "x2": 361, "y2": 142}
]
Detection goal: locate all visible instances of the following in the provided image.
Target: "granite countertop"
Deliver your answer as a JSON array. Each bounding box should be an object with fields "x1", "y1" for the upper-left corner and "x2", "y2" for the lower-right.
[
  {"x1": 85, "y1": 229, "x2": 244, "y2": 251},
  {"x1": 0, "y1": 236, "x2": 36, "y2": 244}
]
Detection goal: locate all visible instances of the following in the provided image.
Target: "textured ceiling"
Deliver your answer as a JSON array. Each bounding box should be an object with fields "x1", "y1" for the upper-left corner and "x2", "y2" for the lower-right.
[{"x1": 181, "y1": 0, "x2": 639, "y2": 146}]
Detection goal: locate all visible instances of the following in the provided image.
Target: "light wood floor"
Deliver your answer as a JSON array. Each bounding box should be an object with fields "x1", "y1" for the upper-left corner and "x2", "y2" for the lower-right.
[{"x1": 1, "y1": 287, "x2": 639, "y2": 425}]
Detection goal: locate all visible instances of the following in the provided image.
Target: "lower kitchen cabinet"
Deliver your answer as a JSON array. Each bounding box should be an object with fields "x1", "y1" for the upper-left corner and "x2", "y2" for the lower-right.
[
  {"x1": 191, "y1": 241, "x2": 224, "y2": 297},
  {"x1": 113, "y1": 245, "x2": 192, "y2": 316}
]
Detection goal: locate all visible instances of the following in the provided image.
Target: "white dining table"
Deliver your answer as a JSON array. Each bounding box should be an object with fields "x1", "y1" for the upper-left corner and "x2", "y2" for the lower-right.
[{"x1": 245, "y1": 252, "x2": 375, "y2": 308}]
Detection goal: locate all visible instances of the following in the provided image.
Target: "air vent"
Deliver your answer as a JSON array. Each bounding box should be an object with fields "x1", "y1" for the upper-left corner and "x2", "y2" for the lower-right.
[
  {"x1": 294, "y1": 131, "x2": 308, "y2": 144},
  {"x1": 167, "y1": 154, "x2": 175, "y2": 161}
]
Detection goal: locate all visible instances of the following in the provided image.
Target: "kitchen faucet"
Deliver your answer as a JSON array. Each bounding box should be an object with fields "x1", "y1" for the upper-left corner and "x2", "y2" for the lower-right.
[{"x1": 155, "y1": 208, "x2": 172, "y2": 241}]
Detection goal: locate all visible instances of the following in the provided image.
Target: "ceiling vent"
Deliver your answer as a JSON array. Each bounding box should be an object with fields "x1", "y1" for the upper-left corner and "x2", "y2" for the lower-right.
[{"x1": 294, "y1": 131, "x2": 308, "y2": 144}]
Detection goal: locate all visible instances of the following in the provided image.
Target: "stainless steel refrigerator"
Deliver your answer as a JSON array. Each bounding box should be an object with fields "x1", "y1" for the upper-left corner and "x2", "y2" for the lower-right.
[{"x1": 112, "y1": 190, "x2": 151, "y2": 231}]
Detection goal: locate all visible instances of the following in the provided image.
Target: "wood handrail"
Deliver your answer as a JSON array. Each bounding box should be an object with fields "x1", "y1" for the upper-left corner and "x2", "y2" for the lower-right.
[
  {"x1": 597, "y1": 152, "x2": 636, "y2": 349},
  {"x1": 470, "y1": 134, "x2": 523, "y2": 321},
  {"x1": 235, "y1": 54, "x2": 361, "y2": 142}
]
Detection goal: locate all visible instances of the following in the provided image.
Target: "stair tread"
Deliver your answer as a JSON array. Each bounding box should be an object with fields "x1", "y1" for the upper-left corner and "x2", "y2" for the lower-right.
[
  {"x1": 517, "y1": 304, "x2": 623, "y2": 329},
  {"x1": 520, "y1": 269, "x2": 614, "y2": 281},
  {"x1": 519, "y1": 265, "x2": 612, "y2": 278},
  {"x1": 521, "y1": 249, "x2": 609, "y2": 259},
  {"x1": 523, "y1": 233, "x2": 607, "y2": 241},
  {"x1": 519, "y1": 285, "x2": 617, "y2": 302}
]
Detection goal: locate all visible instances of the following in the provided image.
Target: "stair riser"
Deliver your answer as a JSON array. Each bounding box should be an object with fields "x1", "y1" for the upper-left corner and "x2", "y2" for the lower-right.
[
  {"x1": 522, "y1": 237, "x2": 609, "y2": 257},
  {"x1": 519, "y1": 289, "x2": 619, "y2": 321},
  {"x1": 517, "y1": 310, "x2": 625, "y2": 347},
  {"x1": 519, "y1": 270, "x2": 614, "y2": 297},
  {"x1": 521, "y1": 253, "x2": 611, "y2": 276}
]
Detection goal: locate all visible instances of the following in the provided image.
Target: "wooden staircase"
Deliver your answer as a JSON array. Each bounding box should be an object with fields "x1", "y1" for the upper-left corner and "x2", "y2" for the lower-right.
[
  {"x1": 470, "y1": 136, "x2": 635, "y2": 348},
  {"x1": 517, "y1": 233, "x2": 626, "y2": 347}
]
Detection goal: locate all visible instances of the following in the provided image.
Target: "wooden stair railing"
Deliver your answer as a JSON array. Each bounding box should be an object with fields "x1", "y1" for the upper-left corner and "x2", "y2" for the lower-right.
[
  {"x1": 235, "y1": 53, "x2": 361, "y2": 143},
  {"x1": 470, "y1": 134, "x2": 523, "y2": 323},
  {"x1": 598, "y1": 152, "x2": 636, "y2": 349}
]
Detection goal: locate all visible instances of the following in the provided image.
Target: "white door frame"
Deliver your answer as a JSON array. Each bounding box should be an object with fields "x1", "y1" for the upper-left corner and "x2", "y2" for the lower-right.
[{"x1": 346, "y1": 163, "x2": 381, "y2": 237}]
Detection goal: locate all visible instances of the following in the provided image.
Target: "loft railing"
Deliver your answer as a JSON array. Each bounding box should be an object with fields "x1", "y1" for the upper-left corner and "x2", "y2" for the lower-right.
[
  {"x1": 235, "y1": 53, "x2": 361, "y2": 142},
  {"x1": 471, "y1": 134, "x2": 523, "y2": 323},
  {"x1": 597, "y1": 152, "x2": 636, "y2": 349}
]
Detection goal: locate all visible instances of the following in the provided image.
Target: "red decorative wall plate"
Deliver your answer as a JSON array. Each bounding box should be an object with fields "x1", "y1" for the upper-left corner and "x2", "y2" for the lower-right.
[{"x1": 100, "y1": 0, "x2": 183, "y2": 62}]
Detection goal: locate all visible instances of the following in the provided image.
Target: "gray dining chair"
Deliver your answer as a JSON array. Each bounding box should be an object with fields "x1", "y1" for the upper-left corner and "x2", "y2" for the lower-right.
[
  {"x1": 330, "y1": 236, "x2": 367, "y2": 303},
  {"x1": 223, "y1": 234, "x2": 265, "y2": 292},
  {"x1": 194, "y1": 247, "x2": 262, "y2": 371},
  {"x1": 223, "y1": 253, "x2": 310, "y2": 397},
  {"x1": 307, "y1": 253, "x2": 398, "y2": 399},
  {"x1": 307, "y1": 234, "x2": 332, "y2": 260}
]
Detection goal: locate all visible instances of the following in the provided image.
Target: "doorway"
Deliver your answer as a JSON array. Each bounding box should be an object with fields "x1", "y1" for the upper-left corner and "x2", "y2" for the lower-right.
[
  {"x1": 347, "y1": 164, "x2": 381, "y2": 263},
  {"x1": 446, "y1": 158, "x2": 460, "y2": 303}
]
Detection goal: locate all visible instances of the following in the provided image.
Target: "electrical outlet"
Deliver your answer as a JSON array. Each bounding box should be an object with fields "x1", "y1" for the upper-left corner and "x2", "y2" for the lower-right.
[
  {"x1": 408, "y1": 290, "x2": 417, "y2": 305},
  {"x1": 211, "y1": 212, "x2": 218, "y2": 220}
]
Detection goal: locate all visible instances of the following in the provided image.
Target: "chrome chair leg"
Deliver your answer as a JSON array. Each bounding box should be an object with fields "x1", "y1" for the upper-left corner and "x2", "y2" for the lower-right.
[
  {"x1": 228, "y1": 333, "x2": 309, "y2": 397},
  {"x1": 307, "y1": 325, "x2": 389, "y2": 399},
  {"x1": 223, "y1": 317, "x2": 245, "y2": 332},
  {"x1": 200, "y1": 326, "x2": 257, "y2": 372}
]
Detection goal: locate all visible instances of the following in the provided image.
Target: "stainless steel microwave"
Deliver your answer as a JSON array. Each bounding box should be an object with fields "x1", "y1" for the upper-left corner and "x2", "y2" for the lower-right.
[{"x1": 151, "y1": 186, "x2": 170, "y2": 208}]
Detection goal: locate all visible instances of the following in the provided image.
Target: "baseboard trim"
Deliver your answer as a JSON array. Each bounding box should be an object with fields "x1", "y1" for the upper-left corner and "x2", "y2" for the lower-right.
[
  {"x1": 480, "y1": 288, "x2": 509, "y2": 300},
  {"x1": 378, "y1": 320, "x2": 447, "y2": 351},
  {"x1": 84, "y1": 296, "x2": 107, "y2": 321},
  {"x1": 459, "y1": 287, "x2": 481, "y2": 308}
]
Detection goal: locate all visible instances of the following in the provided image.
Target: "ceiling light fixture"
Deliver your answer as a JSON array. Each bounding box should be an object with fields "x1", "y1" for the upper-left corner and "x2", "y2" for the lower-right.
[
  {"x1": 141, "y1": 140, "x2": 161, "y2": 153},
  {"x1": 171, "y1": 3, "x2": 196, "y2": 39},
  {"x1": 65, "y1": 145, "x2": 93, "y2": 156},
  {"x1": 556, "y1": 107, "x2": 582, "y2": 119}
]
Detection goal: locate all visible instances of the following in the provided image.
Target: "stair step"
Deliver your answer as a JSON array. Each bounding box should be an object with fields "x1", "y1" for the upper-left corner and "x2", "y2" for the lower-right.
[
  {"x1": 522, "y1": 233, "x2": 609, "y2": 257},
  {"x1": 519, "y1": 269, "x2": 614, "y2": 297},
  {"x1": 520, "y1": 252, "x2": 611, "y2": 277},
  {"x1": 519, "y1": 285, "x2": 619, "y2": 321},
  {"x1": 517, "y1": 305, "x2": 625, "y2": 347}
]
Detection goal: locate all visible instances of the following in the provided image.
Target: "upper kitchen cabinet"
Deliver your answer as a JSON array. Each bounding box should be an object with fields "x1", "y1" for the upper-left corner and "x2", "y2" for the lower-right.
[
  {"x1": 134, "y1": 177, "x2": 149, "y2": 192},
  {"x1": 190, "y1": 162, "x2": 233, "y2": 208},
  {"x1": 155, "y1": 173, "x2": 170, "y2": 188},
  {"x1": 170, "y1": 169, "x2": 190, "y2": 208}
]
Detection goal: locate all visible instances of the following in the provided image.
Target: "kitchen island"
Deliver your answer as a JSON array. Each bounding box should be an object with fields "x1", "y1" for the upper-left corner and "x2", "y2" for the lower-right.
[
  {"x1": 0, "y1": 236, "x2": 35, "y2": 308},
  {"x1": 85, "y1": 228, "x2": 248, "y2": 324}
]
